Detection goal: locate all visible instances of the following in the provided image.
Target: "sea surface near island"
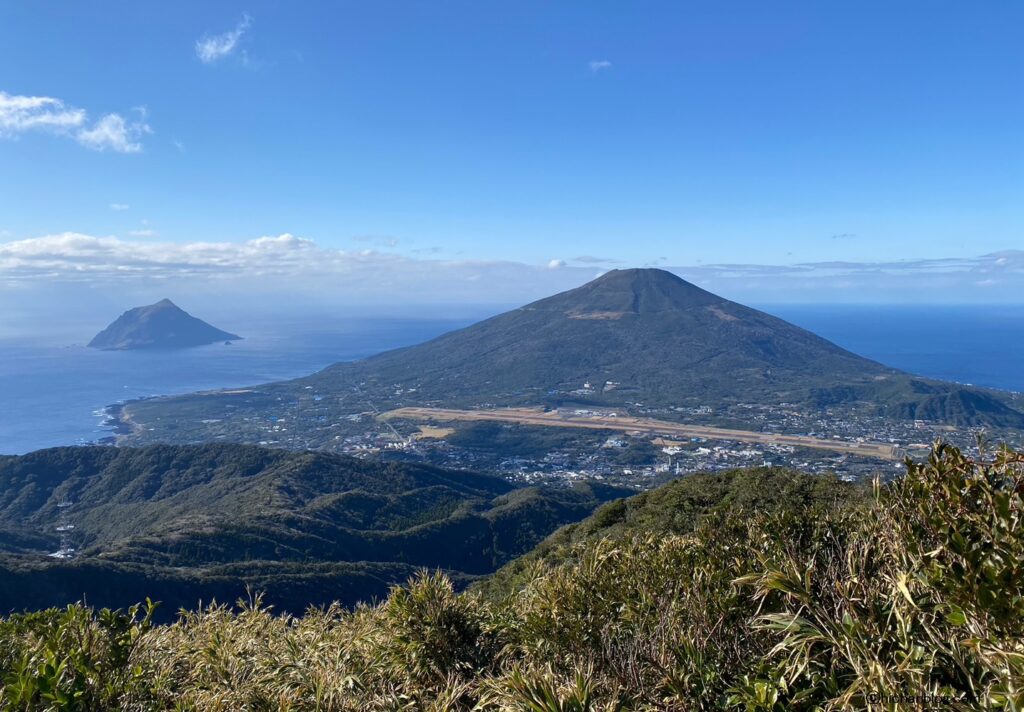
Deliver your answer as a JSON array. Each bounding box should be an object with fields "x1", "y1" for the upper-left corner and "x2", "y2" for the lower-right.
[{"x1": 1, "y1": 304, "x2": 1021, "y2": 455}]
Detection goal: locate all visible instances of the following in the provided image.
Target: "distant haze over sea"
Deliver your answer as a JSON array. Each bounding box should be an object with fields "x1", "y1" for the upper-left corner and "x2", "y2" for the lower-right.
[
  {"x1": 0, "y1": 304, "x2": 1021, "y2": 455},
  {"x1": 763, "y1": 304, "x2": 1024, "y2": 394}
]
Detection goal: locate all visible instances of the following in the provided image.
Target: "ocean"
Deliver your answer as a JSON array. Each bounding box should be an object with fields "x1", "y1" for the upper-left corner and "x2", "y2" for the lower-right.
[
  {"x1": 1, "y1": 305, "x2": 1021, "y2": 455},
  {"x1": 0, "y1": 314, "x2": 480, "y2": 455},
  {"x1": 765, "y1": 304, "x2": 1024, "y2": 394}
]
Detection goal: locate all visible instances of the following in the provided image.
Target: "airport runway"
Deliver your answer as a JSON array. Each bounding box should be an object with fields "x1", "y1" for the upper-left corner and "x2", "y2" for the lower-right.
[{"x1": 383, "y1": 406, "x2": 902, "y2": 460}]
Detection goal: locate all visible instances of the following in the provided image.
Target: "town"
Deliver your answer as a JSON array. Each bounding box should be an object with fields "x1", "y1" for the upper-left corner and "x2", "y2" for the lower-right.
[{"x1": 142, "y1": 378, "x2": 1023, "y2": 490}]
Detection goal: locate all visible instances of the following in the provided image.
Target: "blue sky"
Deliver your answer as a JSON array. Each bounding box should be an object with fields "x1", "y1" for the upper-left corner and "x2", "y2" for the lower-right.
[{"x1": 0, "y1": 1, "x2": 1021, "y2": 307}]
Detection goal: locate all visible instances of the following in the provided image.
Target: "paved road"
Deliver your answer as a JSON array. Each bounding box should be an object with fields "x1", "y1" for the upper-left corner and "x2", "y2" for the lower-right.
[{"x1": 383, "y1": 406, "x2": 902, "y2": 460}]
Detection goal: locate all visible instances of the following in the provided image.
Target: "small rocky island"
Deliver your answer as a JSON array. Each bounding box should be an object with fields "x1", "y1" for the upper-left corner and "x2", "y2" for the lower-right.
[{"x1": 88, "y1": 299, "x2": 241, "y2": 350}]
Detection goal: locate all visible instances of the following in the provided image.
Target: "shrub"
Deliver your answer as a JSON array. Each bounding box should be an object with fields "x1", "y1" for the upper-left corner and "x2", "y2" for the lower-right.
[
  {"x1": 736, "y1": 442, "x2": 1024, "y2": 709},
  {"x1": 0, "y1": 600, "x2": 156, "y2": 711}
]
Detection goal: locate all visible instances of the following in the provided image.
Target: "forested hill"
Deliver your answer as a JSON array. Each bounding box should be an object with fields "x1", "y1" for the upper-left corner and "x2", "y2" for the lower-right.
[
  {"x1": 0, "y1": 444, "x2": 629, "y2": 616},
  {"x1": 476, "y1": 465, "x2": 869, "y2": 599}
]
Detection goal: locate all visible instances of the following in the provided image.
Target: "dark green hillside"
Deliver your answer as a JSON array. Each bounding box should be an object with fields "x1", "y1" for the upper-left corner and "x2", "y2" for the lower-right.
[
  {"x1": 0, "y1": 558, "x2": 429, "y2": 620},
  {"x1": 0, "y1": 444, "x2": 628, "y2": 617},
  {"x1": 116, "y1": 269, "x2": 1024, "y2": 450},
  {"x1": 476, "y1": 466, "x2": 868, "y2": 599},
  {"x1": 2, "y1": 443, "x2": 1019, "y2": 710},
  {"x1": 896, "y1": 385, "x2": 1024, "y2": 427},
  {"x1": 302, "y1": 268, "x2": 906, "y2": 407}
]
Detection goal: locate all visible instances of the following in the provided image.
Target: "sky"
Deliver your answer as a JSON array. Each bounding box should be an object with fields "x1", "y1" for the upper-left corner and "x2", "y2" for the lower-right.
[{"x1": 0, "y1": 1, "x2": 1021, "y2": 315}]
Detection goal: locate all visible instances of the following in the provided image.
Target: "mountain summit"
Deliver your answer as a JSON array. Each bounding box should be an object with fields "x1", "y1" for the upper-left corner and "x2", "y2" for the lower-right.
[
  {"x1": 88, "y1": 299, "x2": 241, "y2": 350},
  {"x1": 535, "y1": 268, "x2": 727, "y2": 315}
]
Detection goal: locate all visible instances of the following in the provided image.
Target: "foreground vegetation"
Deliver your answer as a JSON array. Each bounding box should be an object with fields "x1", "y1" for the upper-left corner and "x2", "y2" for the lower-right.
[{"x1": 1, "y1": 443, "x2": 1021, "y2": 710}]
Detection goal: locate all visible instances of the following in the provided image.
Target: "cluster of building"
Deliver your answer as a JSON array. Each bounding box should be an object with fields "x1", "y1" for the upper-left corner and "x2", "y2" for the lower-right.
[{"x1": 165, "y1": 379, "x2": 1022, "y2": 490}]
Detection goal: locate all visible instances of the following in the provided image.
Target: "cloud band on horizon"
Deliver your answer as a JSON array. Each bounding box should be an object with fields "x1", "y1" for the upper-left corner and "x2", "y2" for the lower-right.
[{"x1": 1, "y1": 232, "x2": 1021, "y2": 304}]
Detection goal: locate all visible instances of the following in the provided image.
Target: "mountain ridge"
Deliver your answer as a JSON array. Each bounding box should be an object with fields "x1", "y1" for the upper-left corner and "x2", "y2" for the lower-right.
[{"x1": 0, "y1": 443, "x2": 629, "y2": 616}]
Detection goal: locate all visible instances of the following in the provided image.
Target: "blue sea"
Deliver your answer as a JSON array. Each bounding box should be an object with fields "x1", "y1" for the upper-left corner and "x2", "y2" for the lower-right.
[
  {"x1": 764, "y1": 305, "x2": 1024, "y2": 394},
  {"x1": 1, "y1": 305, "x2": 1021, "y2": 455},
  {"x1": 0, "y1": 314, "x2": 481, "y2": 455}
]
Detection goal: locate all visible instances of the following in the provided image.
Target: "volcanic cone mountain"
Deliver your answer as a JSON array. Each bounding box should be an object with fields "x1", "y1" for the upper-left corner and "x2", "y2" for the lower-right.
[
  {"x1": 313, "y1": 268, "x2": 895, "y2": 402},
  {"x1": 89, "y1": 299, "x2": 241, "y2": 350}
]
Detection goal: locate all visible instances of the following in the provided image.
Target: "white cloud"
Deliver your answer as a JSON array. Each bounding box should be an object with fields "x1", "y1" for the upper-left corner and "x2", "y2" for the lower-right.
[
  {"x1": 352, "y1": 234, "x2": 400, "y2": 248},
  {"x1": 0, "y1": 92, "x2": 85, "y2": 135},
  {"x1": 1, "y1": 232, "x2": 1021, "y2": 305},
  {"x1": 670, "y1": 251, "x2": 1024, "y2": 302},
  {"x1": 128, "y1": 229, "x2": 157, "y2": 237},
  {"x1": 573, "y1": 255, "x2": 621, "y2": 265},
  {"x1": 588, "y1": 60, "x2": 612, "y2": 73},
  {"x1": 76, "y1": 112, "x2": 151, "y2": 153},
  {"x1": 0, "y1": 232, "x2": 595, "y2": 304},
  {"x1": 0, "y1": 232, "x2": 536, "y2": 283},
  {"x1": 0, "y1": 91, "x2": 151, "y2": 153},
  {"x1": 0, "y1": 232, "x2": 313, "y2": 279},
  {"x1": 675, "y1": 251, "x2": 1024, "y2": 282},
  {"x1": 109, "y1": 203, "x2": 130, "y2": 211},
  {"x1": 196, "y1": 14, "x2": 252, "y2": 64}
]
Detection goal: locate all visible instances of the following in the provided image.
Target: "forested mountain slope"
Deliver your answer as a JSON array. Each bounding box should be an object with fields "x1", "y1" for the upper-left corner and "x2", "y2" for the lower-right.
[{"x1": 0, "y1": 444, "x2": 628, "y2": 616}]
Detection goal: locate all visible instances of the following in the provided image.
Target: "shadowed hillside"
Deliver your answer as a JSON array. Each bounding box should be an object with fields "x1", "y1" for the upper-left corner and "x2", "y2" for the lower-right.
[
  {"x1": 89, "y1": 299, "x2": 241, "y2": 350},
  {"x1": 0, "y1": 444, "x2": 628, "y2": 616}
]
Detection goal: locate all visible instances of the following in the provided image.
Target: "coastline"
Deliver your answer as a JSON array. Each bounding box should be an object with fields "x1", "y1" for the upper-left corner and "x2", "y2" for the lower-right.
[{"x1": 100, "y1": 401, "x2": 144, "y2": 445}]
